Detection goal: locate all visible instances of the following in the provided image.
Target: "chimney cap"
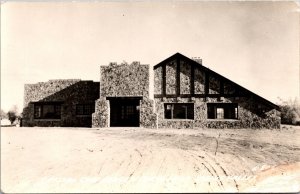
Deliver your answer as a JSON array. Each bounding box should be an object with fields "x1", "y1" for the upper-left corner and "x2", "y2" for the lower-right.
[{"x1": 191, "y1": 57, "x2": 202, "y2": 65}]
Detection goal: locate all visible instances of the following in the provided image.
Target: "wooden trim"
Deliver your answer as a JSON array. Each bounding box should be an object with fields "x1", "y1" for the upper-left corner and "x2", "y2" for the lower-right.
[
  {"x1": 205, "y1": 71, "x2": 209, "y2": 101},
  {"x1": 191, "y1": 65, "x2": 195, "y2": 95},
  {"x1": 162, "y1": 63, "x2": 166, "y2": 97},
  {"x1": 106, "y1": 97, "x2": 143, "y2": 100},
  {"x1": 176, "y1": 58, "x2": 180, "y2": 96},
  {"x1": 154, "y1": 94, "x2": 245, "y2": 98},
  {"x1": 220, "y1": 79, "x2": 224, "y2": 95},
  {"x1": 154, "y1": 52, "x2": 278, "y2": 109},
  {"x1": 154, "y1": 53, "x2": 179, "y2": 69},
  {"x1": 219, "y1": 79, "x2": 224, "y2": 101}
]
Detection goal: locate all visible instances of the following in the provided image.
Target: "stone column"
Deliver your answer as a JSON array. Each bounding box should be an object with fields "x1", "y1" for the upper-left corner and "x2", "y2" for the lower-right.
[{"x1": 92, "y1": 97, "x2": 110, "y2": 128}]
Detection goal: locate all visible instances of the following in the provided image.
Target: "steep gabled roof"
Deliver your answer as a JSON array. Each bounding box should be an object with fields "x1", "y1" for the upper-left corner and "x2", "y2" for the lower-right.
[{"x1": 154, "y1": 52, "x2": 279, "y2": 109}]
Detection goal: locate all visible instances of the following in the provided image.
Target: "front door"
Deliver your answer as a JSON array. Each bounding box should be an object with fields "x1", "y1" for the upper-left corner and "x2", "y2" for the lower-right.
[{"x1": 109, "y1": 98, "x2": 140, "y2": 127}]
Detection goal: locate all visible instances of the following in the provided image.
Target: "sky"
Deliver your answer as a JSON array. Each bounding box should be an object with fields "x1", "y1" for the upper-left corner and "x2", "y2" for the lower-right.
[{"x1": 1, "y1": 1, "x2": 299, "y2": 113}]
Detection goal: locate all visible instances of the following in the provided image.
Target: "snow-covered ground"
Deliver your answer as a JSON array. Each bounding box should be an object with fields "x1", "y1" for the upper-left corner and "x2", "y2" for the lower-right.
[{"x1": 1, "y1": 126, "x2": 299, "y2": 192}]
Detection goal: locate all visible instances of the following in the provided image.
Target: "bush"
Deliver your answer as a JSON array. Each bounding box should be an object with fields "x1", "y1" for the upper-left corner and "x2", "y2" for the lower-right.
[
  {"x1": 278, "y1": 98, "x2": 300, "y2": 125},
  {"x1": 1, "y1": 109, "x2": 7, "y2": 120},
  {"x1": 6, "y1": 105, "x2": 20, "y2": 125},
  {"x1": 7, "y1": 111, "x2": 17, "y2": 124}
]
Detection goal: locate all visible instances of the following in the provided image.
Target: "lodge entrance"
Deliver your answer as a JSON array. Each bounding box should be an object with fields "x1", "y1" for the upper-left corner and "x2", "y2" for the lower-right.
[{"x1": 108, "y1": 97, "x2": 141, "y2": 127}]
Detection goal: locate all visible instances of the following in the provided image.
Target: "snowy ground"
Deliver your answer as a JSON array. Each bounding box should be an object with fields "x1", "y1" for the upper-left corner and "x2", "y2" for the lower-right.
[{"x1": 1, "y1": 126, "x2": 300, "y2": 193}]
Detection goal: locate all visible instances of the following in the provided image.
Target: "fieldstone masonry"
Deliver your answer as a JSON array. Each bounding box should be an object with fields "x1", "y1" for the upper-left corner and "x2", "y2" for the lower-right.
[
  {"x1": 92, "y1": 62, "x2": 157, "y2": 128},
  {"x1": 153, "y1": 53, "x2": 280, "y2": 129},
  {"x1": 23, "y1": 79, "x2": 99, "y2": 127},
  {"x1": 23, "y1": 53, "x2": 280, "y2": 129}
]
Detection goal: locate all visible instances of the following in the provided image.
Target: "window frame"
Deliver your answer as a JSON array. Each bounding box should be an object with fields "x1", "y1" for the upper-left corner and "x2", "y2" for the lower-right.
[
  {"x1": 207, "y1": 103, "x2": 238, "y2": 120},
  {"x1": 76, "y1": 103, "x2": 95, "y2": 116},
  {"x1": 164, "y1": 103, "x2": 194, "y2": 120},
  {"x1": 34, "y1": 102, "x2": 62, "y2": 120}
]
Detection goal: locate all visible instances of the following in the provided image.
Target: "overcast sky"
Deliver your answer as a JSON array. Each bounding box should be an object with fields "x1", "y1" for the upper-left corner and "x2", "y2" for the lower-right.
[{"x1": 1, "y1": 1, "x2": 299, "y2": 113}]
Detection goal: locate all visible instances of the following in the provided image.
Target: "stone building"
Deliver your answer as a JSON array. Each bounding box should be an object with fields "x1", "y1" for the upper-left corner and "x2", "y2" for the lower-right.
[
  {"x1": 22, "y1": 53, "x2": 280, "y2": 128},
  {"x1": 23, "y1": 80, "x2": 99, "y2": 127}
]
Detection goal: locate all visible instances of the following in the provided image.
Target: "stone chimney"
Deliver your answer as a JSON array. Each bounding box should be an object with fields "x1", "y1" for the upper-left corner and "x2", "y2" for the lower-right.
[{"x1": 191, "y1": 57, "x2": 202, "y2": 65}]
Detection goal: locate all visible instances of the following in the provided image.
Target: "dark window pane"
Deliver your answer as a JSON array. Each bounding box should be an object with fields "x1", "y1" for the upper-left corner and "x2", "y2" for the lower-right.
[
  {"x1": 34, "y1": 105, "x2": 41, "y2": 118},
  {"x1": 34, "y1": 103, "x2": 61, "y2": 119},
  {"x1": 83, "y1": 105, "x2": 90, "y2": 115},
  {"x1": 207, "y1": 105, "x2": 215, "y2": 119},
  {"x1": 77, "y1": 105, "x2": 83, "y2": 115},
  {"x1": 164, "y1": 103, "x2": 194, "y2": 119},
  {"x1": 164, "y1": 104, "x2": 172, "y2": 119},
  {"x1": 76, "y1": 104, "x2": 94, "y2": 115},
  {"x1": 207, "y1": 103, "x2": 238, "y2": 119},
  {"x1": 54, "y1": 105, "x2": 61, "y2": 118},
  {"x1": 43, "y1": 105, "x2": 54, "y2": 118}
]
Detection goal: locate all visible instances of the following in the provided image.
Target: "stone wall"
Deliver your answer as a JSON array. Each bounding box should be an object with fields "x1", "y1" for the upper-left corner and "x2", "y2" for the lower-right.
[
  {"x1": 180, "y1": 60, "x2": 191, "y2": 94},
  {"x1": 140, "y1": 98, "x2": 157, "y2": 128},
  {"x1": 92, "y1": 97, "x2": 109, "y2": 128},
  {"x1": 100, "y1": 62, "x2": 149, "y2": 97},
  {"x1": 23, "y1": 79, "x2": 99, "y2": 127},
  {"x1": 194, "y1": 67, "x2": 205, "y2": 94},
  {"x1": 224, "y1": 81, "x2": 235, "y2": 94},
  {"x1": 155, "y1": 97, "x2": 205, "y2": 129},
  {"x1": 93, "y1": 62, "x2": 156, "y2": 128},
  {"x1": 154, "y1": 66, "x2": 162, "y2": 95},
  {"x1": 153, "y1": 55, "x2": 280, "y2": 129},
  {"x1": 209, "y1": 74, "x2": 220, "y2": 94},
  {"x1": 155, "y1": 96, "x2": 280, "y2": 129},
  {"x1": 166, "y1": 60, "x2": 177, "y2": 94}
]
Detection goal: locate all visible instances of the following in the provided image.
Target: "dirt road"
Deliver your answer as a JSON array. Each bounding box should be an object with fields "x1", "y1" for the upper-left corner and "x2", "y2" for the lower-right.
[{"x1": 1, "y1": 126, "x2": 299, "y2": 192}]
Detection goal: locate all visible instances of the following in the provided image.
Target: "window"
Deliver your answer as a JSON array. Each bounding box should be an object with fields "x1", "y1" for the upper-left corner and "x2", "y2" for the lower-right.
[
  {"x1": 164, "y1": 103, "x2": 194, "y2": 119},
  {"x1": 34, "y1": 103, "x2": 62, "y2": 119},
  {"x1": 207, "y1": 103, "x2": 238, "y2": 119},
  {"x1": 76, "y1": 104, "x2": 95, "y2": 115},
  {"x1": 216, "y1": 108, "x2": 224, "y2": 119}
]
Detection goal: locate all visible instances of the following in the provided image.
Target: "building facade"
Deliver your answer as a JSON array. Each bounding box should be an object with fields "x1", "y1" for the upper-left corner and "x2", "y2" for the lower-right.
[
  {"x1": 23, "y1": 79, "x2": 99, "y2": 127},
  {"x1": 22, "y1": 53, "x2": 281, "y2": 128}
]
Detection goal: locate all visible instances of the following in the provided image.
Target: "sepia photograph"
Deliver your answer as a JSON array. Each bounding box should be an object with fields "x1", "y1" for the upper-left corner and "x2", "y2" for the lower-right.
[{"x1": 1, "y1": 1, "x2": 299, "y2": 193}]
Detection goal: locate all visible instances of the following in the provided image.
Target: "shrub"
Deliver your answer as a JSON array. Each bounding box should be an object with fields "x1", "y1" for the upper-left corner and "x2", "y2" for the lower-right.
[
  {"x1": 1, "y1": 109, "x2": 7, "y2": 120},
  {"x1": 278, "y1": 97, "x2": 300, "y2": 125}
]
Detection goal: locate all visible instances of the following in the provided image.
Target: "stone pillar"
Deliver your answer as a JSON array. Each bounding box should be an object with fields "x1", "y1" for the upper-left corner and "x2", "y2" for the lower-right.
[
  {"x1": 140, "y1": 98, "x2": 157, "y2": 128},
  {"x1": 92, "y1": 97, "x2": 109, "y2": 128}
]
